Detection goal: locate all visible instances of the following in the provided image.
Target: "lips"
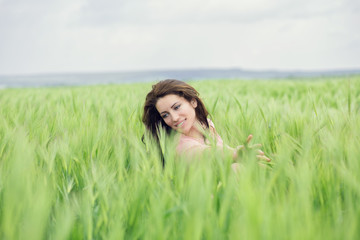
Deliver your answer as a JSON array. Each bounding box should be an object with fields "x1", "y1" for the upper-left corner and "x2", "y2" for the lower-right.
[{"x1": 175, "y1": 119, "x2": 185, "y2": 128}]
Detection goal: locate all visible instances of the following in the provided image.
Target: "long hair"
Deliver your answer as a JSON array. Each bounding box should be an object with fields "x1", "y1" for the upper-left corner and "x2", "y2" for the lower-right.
[{"x1": 142, "y1": 79, "x2": 209, "y2": 166}]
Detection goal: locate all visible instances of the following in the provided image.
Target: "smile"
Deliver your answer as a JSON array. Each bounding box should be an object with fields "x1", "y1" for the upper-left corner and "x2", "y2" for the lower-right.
[{"x1": 175, "y1": 120, "x2": 185, "y2": 127}]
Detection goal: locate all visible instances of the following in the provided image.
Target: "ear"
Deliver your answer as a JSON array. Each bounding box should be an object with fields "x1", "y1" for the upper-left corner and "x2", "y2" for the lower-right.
[{"x1": 191, "y1": 98, "x2": 198, "y2": 108}]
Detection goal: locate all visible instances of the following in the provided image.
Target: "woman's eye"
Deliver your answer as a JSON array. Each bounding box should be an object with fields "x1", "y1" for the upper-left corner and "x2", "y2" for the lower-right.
[
  {"x1": 174, "y1": 105, "x2": 181, "y2": 110},
  {"x1": 162, "y1": 113, "x2": 168, "y2": 118}
]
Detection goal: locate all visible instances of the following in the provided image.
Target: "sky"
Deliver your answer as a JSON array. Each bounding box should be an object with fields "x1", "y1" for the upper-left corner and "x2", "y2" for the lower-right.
[{"x1": 0, "y1": 0, "x2": 359, "y2": 75}]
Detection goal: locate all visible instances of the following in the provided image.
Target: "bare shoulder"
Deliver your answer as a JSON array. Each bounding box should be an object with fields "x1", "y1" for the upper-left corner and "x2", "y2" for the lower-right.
[{"x1": 176, "y1": 135, "x2": 209, "y2": 156}]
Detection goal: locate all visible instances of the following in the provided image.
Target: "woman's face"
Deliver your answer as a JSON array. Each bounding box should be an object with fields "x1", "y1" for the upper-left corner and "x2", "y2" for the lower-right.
[{"x1": 155, "y1": 94, "x2": 198, "y2": 135}]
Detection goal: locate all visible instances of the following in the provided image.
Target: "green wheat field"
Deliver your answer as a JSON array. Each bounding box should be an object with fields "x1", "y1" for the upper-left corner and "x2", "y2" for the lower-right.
[{"x1": 0, "y1": 76, "x2": 359, "y2": 239}]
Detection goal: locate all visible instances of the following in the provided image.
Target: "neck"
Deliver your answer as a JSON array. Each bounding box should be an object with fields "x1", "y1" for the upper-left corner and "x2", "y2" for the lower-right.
[{"x1": 184, "y1": 121, "x2": 206, "y2": 140}]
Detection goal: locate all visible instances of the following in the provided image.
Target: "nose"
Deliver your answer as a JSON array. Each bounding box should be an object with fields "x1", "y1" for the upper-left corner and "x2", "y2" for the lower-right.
[{"x1": 172, "y1": 111, "x2": 179, "y2": 122}]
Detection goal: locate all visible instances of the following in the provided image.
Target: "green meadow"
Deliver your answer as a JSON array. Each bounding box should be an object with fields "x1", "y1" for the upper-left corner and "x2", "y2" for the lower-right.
[{"x1": 0, "y1": 76, "x2": 359, "y2": 239}]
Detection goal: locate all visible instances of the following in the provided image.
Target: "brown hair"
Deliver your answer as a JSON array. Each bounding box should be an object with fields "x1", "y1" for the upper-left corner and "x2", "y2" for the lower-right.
[{"x1": 142, "y1": 79, "x2": 209, "y2": 159}]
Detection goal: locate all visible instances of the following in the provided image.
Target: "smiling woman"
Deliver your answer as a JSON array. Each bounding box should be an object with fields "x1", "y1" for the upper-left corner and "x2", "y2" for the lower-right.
[
  {"x1": 142, "y1": 79, "x2": 270, "y2": 167},
  {"x1": 156, "y1": 94, "x2": 199, "y2": 136}
]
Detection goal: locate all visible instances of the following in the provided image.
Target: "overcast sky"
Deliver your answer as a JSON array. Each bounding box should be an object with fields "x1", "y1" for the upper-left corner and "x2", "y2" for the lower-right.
[{"x1": 0, "y1": 0, "x2": 359, "y2": 75}]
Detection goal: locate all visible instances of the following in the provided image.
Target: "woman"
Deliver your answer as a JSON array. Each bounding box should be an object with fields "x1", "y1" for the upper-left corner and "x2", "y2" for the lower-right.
[{"x1": 142, "y1": 79, "x2": 270, "y2": 166}]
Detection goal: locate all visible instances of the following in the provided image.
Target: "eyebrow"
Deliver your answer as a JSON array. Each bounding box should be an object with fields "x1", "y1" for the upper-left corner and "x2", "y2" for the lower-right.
[{"x1": 160, "y1": 102, "x2": 179, "y2": 114}]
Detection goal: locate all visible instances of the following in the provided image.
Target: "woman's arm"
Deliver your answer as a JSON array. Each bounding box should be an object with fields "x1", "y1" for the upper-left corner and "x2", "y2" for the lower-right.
[
  {"x1": 231, "y1": 135, "x2": 271, "y2": 162},
  {"x1": 208, "y1": 120, "x2": 270, "y2": 162}
]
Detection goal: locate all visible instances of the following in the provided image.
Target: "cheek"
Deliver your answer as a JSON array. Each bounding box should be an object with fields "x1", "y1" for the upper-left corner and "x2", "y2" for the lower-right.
[
  {"x1": 190, "y1": 108, "x2": 197, "y2": 119},
  {"x1": 163, "y1": 118, "x2": 172, "y2": 126},
  {"x1": 185, "y1": 109, "x2": 196, "y2": 125}
]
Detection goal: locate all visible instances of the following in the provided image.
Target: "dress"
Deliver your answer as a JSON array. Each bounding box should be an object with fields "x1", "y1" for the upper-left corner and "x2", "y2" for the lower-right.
[{"x1": 176, "y1": 119, "x2": 224, "y2": 155}]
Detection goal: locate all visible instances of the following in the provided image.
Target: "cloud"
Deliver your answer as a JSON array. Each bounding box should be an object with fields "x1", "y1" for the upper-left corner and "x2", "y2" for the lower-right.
[
  {"x1": 75, "y1": 0, "x2": 352, "y2": 25},
  {"x1": 0, "y1": 0, "x2": 359, "y2": 74}
]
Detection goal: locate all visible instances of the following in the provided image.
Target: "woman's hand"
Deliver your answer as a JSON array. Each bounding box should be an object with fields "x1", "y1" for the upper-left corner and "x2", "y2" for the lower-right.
[{"x1": 233, "y1": 134, "x2": 271, "y2": 162}]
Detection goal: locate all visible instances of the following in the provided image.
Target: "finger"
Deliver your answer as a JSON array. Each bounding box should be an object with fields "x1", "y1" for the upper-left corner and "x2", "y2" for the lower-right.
[
  {"x1": 236, "y1": 145, "x2": 245, "y2": 151},
  {"x1": 246, "y1": 134, "x2": 253, "y2": 144},
  {"x1": 256, "y1": 155, "x2": 271, "y2": 162},
  {"x1": 256, "y1": 155, "x2": 271, "y2": 161},
  {"x1": 257, "y1": 150, "x2": 265, "y2": 155},
  {"x1": 249, "y1": 143, "x2": 262, "y2": 148}
]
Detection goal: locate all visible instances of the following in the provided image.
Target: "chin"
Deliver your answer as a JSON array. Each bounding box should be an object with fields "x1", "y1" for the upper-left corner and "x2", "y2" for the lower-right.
[{"x1": 176, "y1": 126, "x2": 188, "y2": 134}]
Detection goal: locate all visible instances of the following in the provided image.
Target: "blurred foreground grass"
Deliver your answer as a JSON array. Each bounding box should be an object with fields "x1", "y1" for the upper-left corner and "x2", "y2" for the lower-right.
[{"x1": 0, "y1": 76, "x2": 360, "y2": 239}]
